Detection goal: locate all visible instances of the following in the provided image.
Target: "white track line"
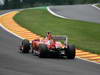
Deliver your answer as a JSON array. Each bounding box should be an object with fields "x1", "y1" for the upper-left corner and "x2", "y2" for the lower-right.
[
  {"x1": 47, "y1": 7, "x2": 67, "y2": 19},
  {"x1": 92, "y1": 4, "x2": 100, "y2": 10},
  {"x1": 0, "y1": 11, "x2": 24, "y2": 40},
  {"x1": 47, "y1": 6, "x2": 100, "y2": 65},
  {"x1": 76, "y1": 56, "x2": 100, "y2": 64},
  {"x1": 0, "y1": 24, "x2": 24, "y2": 39}
]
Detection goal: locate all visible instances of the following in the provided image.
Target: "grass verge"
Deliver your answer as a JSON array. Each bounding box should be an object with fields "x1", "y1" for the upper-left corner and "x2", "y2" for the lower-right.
[
  {"x1": 14, "y1": 7, "x2": 100, "y2": 54},
  {"x1": 96, "y1": 4, "x2": 100, "y2": 8}
]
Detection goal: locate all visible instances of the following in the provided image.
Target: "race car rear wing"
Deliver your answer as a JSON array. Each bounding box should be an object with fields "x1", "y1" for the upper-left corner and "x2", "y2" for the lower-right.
[{"x1": 52, "y1": 35, "x2": 68, "y2": 45}]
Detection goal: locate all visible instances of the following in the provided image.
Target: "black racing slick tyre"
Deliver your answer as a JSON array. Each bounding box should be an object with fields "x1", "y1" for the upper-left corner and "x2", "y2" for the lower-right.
[
  {"x1": 38, "y1": 44, "x2": 48, "y2": 58},
  {"x1": 21, "y1": 39, "x2": 30, "y2": 53},
  {"x1": 65, "y1": 45, "x2": 76, "y2": 59}
]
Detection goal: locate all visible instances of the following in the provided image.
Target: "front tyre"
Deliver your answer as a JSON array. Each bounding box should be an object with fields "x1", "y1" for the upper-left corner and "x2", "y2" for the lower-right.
[{"x1": 21, "y1": 39, "x2": 30, "y2": 53}]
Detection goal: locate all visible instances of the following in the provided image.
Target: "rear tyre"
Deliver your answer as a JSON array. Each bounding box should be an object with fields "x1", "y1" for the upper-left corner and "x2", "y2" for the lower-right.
[
  {"x1": 38, "y1": 44, "x2": 48, "y2": 58},
  {"x1": 65, "y1": 45, "x2": 76, "y2": 59},
  {"x1": 21, "y1": 39, "x2": 30, "y2": 53}
]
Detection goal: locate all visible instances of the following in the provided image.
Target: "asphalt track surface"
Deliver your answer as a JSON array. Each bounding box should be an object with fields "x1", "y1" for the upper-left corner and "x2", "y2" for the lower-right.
[
  {"x1": 0, "y1": 9, "x2": 100, "y2": 75},
  {"x1": 49, "y1": 5, "x2": 100, "y2": 23}
]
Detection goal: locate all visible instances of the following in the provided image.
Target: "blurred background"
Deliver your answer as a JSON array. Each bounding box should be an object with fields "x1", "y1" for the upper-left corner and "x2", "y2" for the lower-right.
[{"x1": 0, "y1": 0, "x2": 100, "y2": 9}]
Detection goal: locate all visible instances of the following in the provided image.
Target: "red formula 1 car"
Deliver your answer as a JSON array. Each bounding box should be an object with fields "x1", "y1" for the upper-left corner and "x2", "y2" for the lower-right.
[{"x1": 19, "y1": 32, "x2": 76, "y2": 59}]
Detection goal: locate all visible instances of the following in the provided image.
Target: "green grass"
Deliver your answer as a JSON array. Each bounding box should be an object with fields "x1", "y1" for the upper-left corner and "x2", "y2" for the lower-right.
[
  {"x1": 96, "y1": 4, "x2": 100, "y2": 8},
  {"x1": 14, "y1": 8, "x2": 100, "y2": 54}
]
